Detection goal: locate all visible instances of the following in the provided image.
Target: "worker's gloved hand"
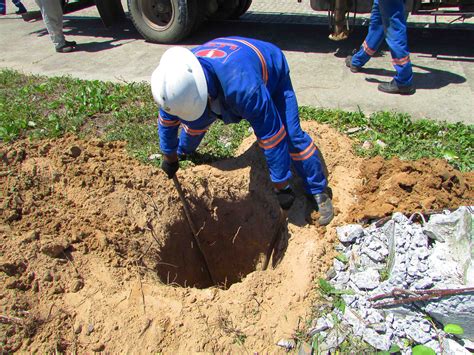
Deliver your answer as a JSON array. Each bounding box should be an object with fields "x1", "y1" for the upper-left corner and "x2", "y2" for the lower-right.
[
  {"x1": 161, "y1": 159, "x2": 179, "y2": 179},
  {"x1": 275, "y1": 186, "x2": 295, "y2": 210}
]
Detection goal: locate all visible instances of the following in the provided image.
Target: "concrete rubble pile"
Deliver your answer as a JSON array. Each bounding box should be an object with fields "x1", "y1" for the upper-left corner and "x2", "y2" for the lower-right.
[{"x1": 306, "y1": 206, "x2": 474, "y2": 354}]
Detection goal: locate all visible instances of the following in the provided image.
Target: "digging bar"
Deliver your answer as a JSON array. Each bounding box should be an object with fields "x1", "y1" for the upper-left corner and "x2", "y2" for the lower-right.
[
  {"x1": 262, "y1": 208, "x2": 287, "y2": 270},
  {"x1": 172, "y1": 175, "x2": 216, "y2": 286}
]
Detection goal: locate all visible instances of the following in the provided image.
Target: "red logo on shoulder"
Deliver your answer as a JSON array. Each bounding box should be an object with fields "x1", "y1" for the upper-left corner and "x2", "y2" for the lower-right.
[{"x1": 195, "y1": 49, "x2": 227, "y2": 59}]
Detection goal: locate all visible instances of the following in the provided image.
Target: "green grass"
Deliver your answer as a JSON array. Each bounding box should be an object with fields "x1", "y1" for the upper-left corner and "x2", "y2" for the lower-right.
[
  {"x1": 1, "y1": 69, "x2": 472, "y2": 171},
  {"x1": 299, "y1": 106, "x2": 473, "y2": 172}
]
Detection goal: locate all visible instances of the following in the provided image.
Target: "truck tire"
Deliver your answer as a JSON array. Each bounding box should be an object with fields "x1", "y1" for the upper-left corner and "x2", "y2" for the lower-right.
[
  {"x1": 128, "y1": 0, "x2": 197, "y2": 43},
  {"x1": 230, "y1": 0, "x2": 251, "y2": 19}
]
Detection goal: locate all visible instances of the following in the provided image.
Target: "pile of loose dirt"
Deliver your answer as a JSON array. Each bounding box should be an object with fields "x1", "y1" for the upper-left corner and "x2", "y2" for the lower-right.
[
  {"x1": 350, "y1": 156, "x2": 473, "y2": 222},
  {"x1": 1, "y1": 122, "x2": 472, "y2": 353}
]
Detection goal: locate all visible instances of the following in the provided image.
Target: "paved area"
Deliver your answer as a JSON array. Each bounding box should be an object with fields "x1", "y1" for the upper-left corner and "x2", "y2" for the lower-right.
[{"x1": 0, "y1": 0, "x2": 473, "y2": 123}]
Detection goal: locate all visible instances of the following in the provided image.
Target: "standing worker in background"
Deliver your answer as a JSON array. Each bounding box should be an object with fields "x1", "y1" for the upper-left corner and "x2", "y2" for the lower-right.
[
  {"x1": 345, "y1": 0, "x2": 415, "y2": 95},
  {"x1": 35, "y1": 0, "x2": 77, "y2": 52},
  {"x1": 151, "y1": 37, "x2": 334, "y2": 226},
  {"x1": 0, "y1": 0, "x2": 27, "y2": 15}
]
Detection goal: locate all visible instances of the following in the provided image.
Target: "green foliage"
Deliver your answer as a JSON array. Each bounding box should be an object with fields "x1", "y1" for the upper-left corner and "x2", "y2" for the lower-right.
[
  {"x1": 411, "y1": 344, "x2": 436, "y2": 355},
  {"x1": 2, "y1": 69, "x2": 472, "y2": 173},
  {"x1": 335, "y1": 253, "x2": 348, "y2": 263},
  {"x1": 299, "y1": 106, "x2": 474, "y2": 172},
  {"x1": 444, "y1": 323, "x2": 464, "y2": 335}
]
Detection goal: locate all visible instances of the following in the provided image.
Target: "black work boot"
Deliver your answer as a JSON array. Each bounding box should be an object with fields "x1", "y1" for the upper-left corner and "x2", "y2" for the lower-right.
[
  {"x1": 378, "y1": 79, "x2": 415, "y2": 95},
  {"x1": 55, "y1": 40, "x2": 77, "y2": 53},
  {"x1": 345, "y1": 55, "x2": 361, "y2": 73},
  {"x1": 305, "y1": 189, "x2": 334, "y2": 226}
]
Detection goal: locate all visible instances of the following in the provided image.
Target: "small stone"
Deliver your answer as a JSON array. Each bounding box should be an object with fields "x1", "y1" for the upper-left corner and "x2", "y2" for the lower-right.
[
  {"x1": 43, "y1": 271, "x2": 53, "y2": 282},
  {"x1": 362, "y1": 141, "x2": 373, "y2": 150},
  {"x1": 277, "y1": 339, "x2": 295, "y2": 350},
  {"x1": 336, "y1": 225, "x2": 364, "y2": 243},
  {"x1": 362, "y1": 328, "x2": 391, "y2": 351},
  {"x1": 86, "y1": 323, "x2": 94, "y2": 335},
  {"x1": 444, "y1": 339, "x2": 470, "y2": 355},
  {"x1": 148, "y1": 153, "x2": 162, "y2": 160},
  {"x1": 308, "y1": 317, "x2": 330, "y2": 336},
  {"x1": 69, "y1": 146, "x2": 82, "y2": 158},
  {"x1": 351, "y1": 269, "x2": 380, "y2": 290},
  {"x1": 333, "y1": 259, "x2": 346, "y2": 272},
  {"x1": 71, "y1": 279, "x2": 84, "y2": 293},
  {"x1": 375, "y1": 140, "x2": 387, "y2": 148},
  {"x1": 346, "y1": 127, "x2": 362, "y2": 134},
  {"x1": 413, "y1": 278, "x2": 433, "y2": 290},
  {"x1": 74, "y1": 324, "x2": 82, "y2": 334},
  {"x1": 92, "y1": 343, "x2": 105, "y2": 352}
]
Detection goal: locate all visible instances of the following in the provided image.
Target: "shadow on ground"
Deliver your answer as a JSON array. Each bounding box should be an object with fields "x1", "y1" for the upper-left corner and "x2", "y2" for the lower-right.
[{"x1": 26, "y1": 13, "x2": 474, "y2": 59}]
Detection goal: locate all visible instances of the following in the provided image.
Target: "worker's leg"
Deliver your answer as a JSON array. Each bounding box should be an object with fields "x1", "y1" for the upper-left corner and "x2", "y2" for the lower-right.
[
  {"x1": 0, "y1": 0, "x2": 6, "y2": 15},
  {"x1": 379, "y1": 0, "x2": 413, "y2": 86},
  {"x1": 35, "y1": 0, "x2": 65, "y2": 48},
  {"x1": 351, "y1": 0, "x2": 385, "y2": 68},
  {"x1": 272, "y1": 76, "x2": 327, "y2": 195},
  {"x1": 12, "y1": 0, "x2": 27, "y2": 12}
]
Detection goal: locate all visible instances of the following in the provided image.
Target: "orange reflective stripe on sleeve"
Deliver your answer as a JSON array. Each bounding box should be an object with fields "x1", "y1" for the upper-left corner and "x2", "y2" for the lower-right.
[
  {"x1": 290, "y1": 143, "x2": 317, "y2": 161},
  {"x1": 257, "y1": 126, "x2": 287, "y2": 150},
  {"x1": 226, "y1": 38, "x2": 268, "y2": 84},
  {"x1": 159, "y1": 114, "x2": 180, "y2": 127},
  {"x1": 182, "y1": 124, "x2": 209, "y2": 136}
]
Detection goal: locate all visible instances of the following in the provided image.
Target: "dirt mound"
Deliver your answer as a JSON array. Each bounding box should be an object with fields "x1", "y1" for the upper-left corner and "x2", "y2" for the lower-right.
[
  {"x1": 351, "y1": 156, "x2": 473, "y2": 222},
  {"x1": 1, "y1": 123, "x2": 472, "y2": 353}
]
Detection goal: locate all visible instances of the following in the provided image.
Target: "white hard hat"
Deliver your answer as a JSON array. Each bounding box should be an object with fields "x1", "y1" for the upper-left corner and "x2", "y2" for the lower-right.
[{"x1": 151, "y1": 47, "x2": 208, "y2": 122}]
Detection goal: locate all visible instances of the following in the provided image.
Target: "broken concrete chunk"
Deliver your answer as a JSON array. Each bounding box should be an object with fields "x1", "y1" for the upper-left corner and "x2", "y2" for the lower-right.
[
  {"x1": 336, "y1": 224, "x2": 364, "y2": 243},
  {"x1": 350, "y1": 268, "x2": 380, "y2": 290},
  {"x1": 276, "y1": 338, "x2": 295, "y2": 350}
]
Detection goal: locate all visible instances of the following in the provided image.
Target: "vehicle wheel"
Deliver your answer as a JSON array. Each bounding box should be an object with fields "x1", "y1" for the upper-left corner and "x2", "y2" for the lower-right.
[
  {"x1": 208, "y1": 0, "x2": 239, "y2": 20},
  {"x1": 128, "y1": 0, "x2": 198, "y2": 43},
  {"x1": 230, "y1": 0, "x2": 251, "y2": 19}
]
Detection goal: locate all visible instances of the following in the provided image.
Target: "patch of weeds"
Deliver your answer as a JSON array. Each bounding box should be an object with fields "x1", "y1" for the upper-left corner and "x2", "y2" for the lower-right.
[
  {"x1": 216, "y1": 308, "x2": 247, "y2": 347},
  {"x1": 299, "y1": 106, "x2": 473, "y2": 171}
]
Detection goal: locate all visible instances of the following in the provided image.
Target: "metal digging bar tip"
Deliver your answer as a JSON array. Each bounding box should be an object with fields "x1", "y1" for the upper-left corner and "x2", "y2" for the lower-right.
[{"x1": 172, "y1": 175, "x2": 216, "y2": 286}]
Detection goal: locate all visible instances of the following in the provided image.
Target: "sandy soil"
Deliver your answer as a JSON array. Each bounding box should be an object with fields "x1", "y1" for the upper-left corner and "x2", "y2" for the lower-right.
[{"x1": 1, "y1": 122, "x2": 472, "y2": 353}]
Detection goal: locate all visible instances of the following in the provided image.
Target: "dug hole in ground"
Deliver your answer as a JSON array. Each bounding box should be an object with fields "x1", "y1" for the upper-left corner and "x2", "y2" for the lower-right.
[{"x1": 1, "y1": 122, "x2": 473, "y2": 352}]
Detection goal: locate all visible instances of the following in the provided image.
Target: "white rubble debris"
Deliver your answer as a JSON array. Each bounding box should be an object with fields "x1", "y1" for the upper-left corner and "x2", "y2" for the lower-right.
[{"x1": 309, "y1": 207, "x2": 474, "y2": 354}]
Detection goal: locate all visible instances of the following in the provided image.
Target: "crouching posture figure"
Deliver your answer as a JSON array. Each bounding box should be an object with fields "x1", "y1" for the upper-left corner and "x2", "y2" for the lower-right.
[{"x1": 151, "y1": 37, "x2": 334, "y2": 225}]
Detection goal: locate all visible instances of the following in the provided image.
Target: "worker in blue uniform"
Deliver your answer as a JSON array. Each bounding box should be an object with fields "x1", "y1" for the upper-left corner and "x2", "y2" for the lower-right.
[
  {"x1": 151, "y1": 37, "x2": 334, "y2": 226},
  {"x1": 345, "y1": 0, "x2": 415, "y2": 95}
]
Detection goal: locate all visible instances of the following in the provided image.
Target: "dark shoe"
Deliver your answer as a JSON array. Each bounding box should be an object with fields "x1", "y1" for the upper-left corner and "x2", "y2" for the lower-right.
[
  {"x1": 378, "y1": 79, "x2": 415, "y2": 95},
  {"x1": 345, "y1": 55, "x2": 361, "y2": 73},
  {"x1": 55, "y1": 40, "x2": 77, "y2": 53},
  {"x1": 305, "y1": 189, "x2": 334, "y2": 226},
  {"x1": 15, "y1": 6, "x2": 27, "y2": 14}
]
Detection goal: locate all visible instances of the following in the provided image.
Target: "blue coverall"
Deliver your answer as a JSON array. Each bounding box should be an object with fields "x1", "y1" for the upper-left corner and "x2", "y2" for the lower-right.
[
  {"x1": 158, "y1": 37, "x2": 327, "y2": 195},
  {"x1": 351, "y1": 0, "x2": 413, "y2": 86}
]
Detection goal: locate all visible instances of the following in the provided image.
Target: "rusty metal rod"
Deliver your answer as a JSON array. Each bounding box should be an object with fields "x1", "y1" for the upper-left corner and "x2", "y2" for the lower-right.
[
  {"x1": 172, "y1": 175, "x2": 216, "y2": 286},
  {"x1": 370, "y1": 287, "x2": 474, "y2": 309}
]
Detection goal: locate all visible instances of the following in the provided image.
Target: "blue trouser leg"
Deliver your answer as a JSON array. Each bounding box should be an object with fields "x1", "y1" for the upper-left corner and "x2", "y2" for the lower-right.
[
  {"x1": 273, "y1": 75, "x2": 327, "y2": 195},
  {"x1": 0, "y1": 0, "x2": 6, "y2": 14},
  {"x1": 379, "y1": 0, "x2": 413, "y2": 86},
  {"x1": 351, "y1": 0, "x2": 385, "y2": 67},
  {"x1": 12, "y1": 0, "x2": 26, "y2": 11}
]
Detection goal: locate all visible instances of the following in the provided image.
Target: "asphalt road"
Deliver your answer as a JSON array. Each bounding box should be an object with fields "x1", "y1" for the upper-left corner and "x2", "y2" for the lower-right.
[{"x1": 1, "y1": 0, "x2": 473, "y2": 123}]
